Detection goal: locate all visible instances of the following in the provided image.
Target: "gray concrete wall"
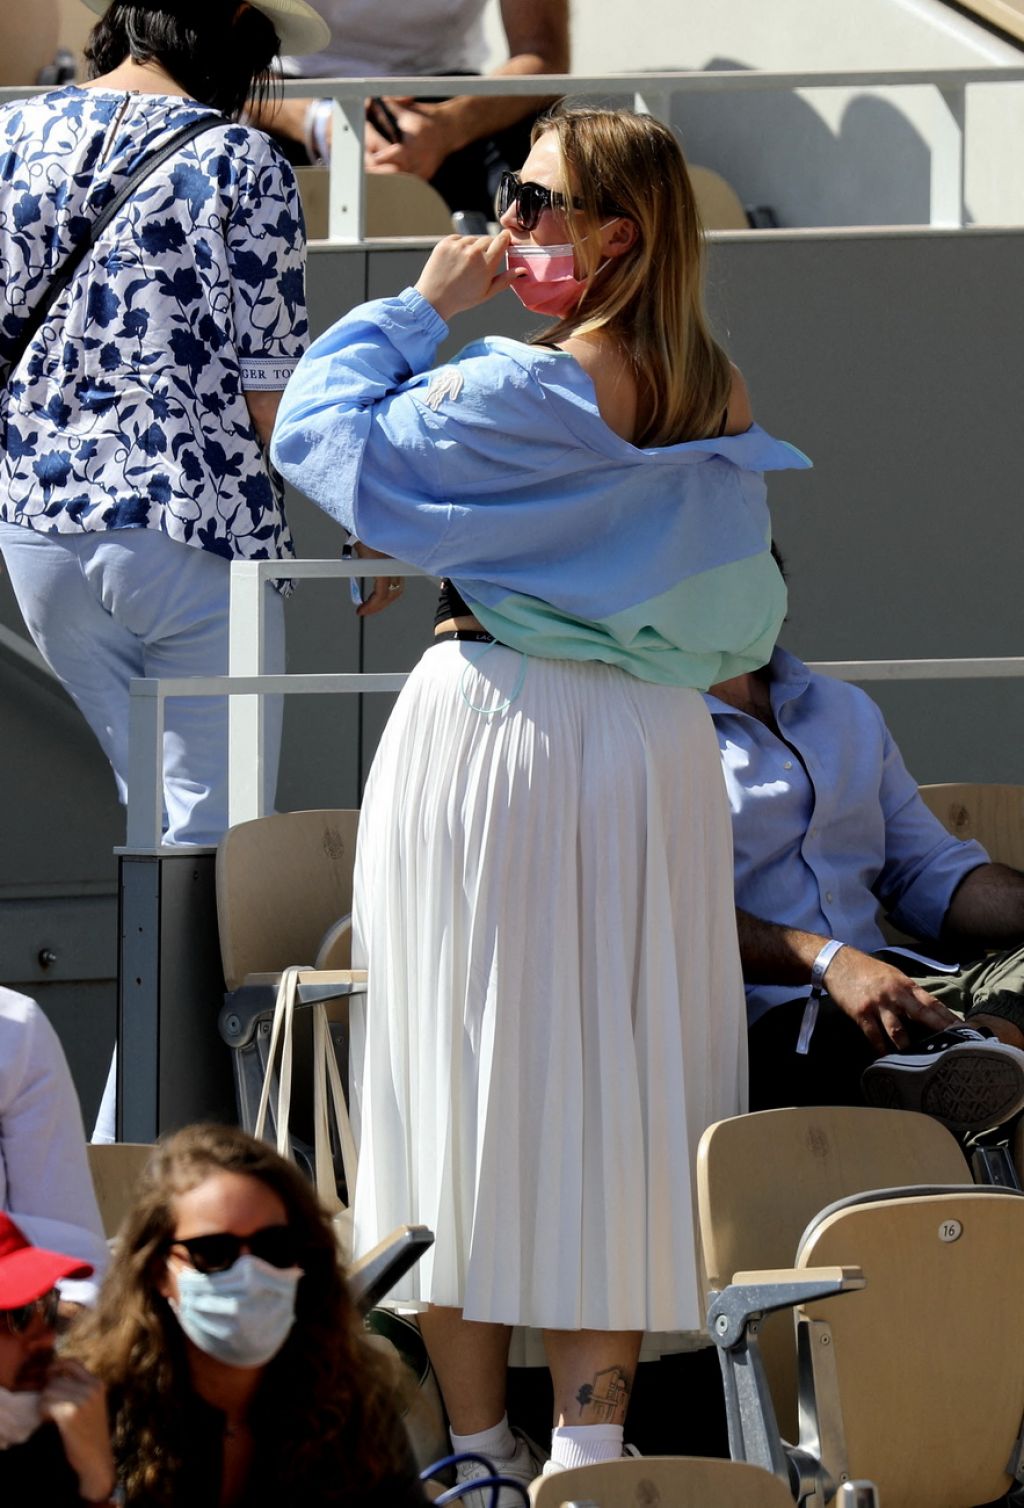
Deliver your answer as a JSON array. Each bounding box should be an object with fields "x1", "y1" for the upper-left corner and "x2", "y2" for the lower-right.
[{"x1": 3, "y1": 226, "x2": 1022, "y2": 1115}]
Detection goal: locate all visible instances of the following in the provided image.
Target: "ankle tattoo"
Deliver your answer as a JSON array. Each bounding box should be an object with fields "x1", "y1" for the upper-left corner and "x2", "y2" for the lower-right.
[{"x1": 574, "y1": 1365, "x2": 631, "y2": 1421}]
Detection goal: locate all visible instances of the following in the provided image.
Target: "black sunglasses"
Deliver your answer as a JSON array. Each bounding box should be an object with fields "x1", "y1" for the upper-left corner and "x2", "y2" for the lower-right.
[
  {"x1": 168, "y1": 1224, "x2": 299, "y2": 1276},
  {"x1": 3, "y1": 1288, "x2": 60, "y2": 1336},
  {"x1": 496, "y1": 171, "x2": 584, "y2": 230}
]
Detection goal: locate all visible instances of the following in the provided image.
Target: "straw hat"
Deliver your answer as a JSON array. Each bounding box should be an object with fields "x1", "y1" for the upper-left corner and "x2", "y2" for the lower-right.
[{"x1": 79, "y1": 0, "x2": 331, "y2": 58}]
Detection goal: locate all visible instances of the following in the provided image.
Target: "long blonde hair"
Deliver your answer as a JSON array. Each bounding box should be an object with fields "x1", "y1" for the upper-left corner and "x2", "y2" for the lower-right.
[
  {"x1": 532, "y1": 106, "x2": 731, "y2": 447},
  {"x1": 71, "y1": 1124, "x2": 405, "y2": 1506}
]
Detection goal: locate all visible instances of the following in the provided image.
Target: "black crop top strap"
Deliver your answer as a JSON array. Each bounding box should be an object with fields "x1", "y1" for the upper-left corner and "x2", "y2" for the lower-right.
[{"x1": 434, "y1": 578, "x2": 472, "y2": 628}]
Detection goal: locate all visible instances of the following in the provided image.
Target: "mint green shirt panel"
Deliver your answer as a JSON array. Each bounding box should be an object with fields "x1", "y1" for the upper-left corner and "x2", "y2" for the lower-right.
[{"x1": 467, "y1": 552, "x2": 788, "y2": 690}]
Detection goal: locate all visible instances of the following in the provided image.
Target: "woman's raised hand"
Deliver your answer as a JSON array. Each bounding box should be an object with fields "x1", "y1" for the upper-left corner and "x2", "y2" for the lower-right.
[{"x1": 415, "y1": 231, "x2": 517, "y2": 322}]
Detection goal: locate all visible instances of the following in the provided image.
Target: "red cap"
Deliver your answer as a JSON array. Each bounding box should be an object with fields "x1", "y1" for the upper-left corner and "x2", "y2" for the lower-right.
[{"x1": 0, "y1": 1213, "x2": 93, "y2": 1310}]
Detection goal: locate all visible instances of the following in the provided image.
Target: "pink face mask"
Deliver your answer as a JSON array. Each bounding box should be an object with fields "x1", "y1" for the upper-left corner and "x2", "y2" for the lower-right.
[
  {"x1": 506, "y1": 243, "x2": 587, "y2": 317},
  {"x1": 506, "y1": 219, "x2": 619, "y2": 317}
]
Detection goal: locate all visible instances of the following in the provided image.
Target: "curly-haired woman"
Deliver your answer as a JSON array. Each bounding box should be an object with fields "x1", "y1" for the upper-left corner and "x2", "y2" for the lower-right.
[{"x1": 71, "y1": 1124, "x2": 427, "y2": 1507}]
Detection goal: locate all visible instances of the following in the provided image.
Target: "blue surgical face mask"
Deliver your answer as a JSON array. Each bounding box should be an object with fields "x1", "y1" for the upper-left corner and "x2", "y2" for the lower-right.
[{"x1": 169, "y1": 1254, "x2": 302, "y2": 1369}]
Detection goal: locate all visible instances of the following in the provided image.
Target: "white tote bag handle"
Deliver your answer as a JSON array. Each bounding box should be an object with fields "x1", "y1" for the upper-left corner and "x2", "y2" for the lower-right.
[
  {"x1": 253, "y1": 968, "x2": 358, "y2": 1260},
  {"x1": 253, "y1": 965, "x2": 301, "y2": 1155},
  {"x1": 313, "y1": 1003, "x2": 358, "y2": 1259}
]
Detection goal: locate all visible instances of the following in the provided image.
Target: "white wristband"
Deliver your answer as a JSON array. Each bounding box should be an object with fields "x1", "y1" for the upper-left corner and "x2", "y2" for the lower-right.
[
  {"x1": 304, "y1": 98, "x2": 332, "y2": 165},
  {"x1": 810, "y1": 939, "x2": 845, "y2": 990}
]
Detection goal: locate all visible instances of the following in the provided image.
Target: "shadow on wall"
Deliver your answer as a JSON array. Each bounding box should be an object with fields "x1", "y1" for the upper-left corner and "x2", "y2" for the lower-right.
[{"x1": 667, "y1": 57, "x2": 933, "y2": 228}]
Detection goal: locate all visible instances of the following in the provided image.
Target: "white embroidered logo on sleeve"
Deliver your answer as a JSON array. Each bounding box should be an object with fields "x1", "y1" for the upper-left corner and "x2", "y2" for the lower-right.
[{"x1": 423, "y1": 369, "x2": 464, "y2": 411}]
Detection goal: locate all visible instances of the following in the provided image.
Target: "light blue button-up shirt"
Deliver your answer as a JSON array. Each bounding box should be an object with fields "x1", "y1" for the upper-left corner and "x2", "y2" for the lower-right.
[
  {"x1": 272, "y1": 289, "x2": 810, "y2": 688},
  {"x1": 703, "y1": 648, "x2": 988, "y2": 1024}
]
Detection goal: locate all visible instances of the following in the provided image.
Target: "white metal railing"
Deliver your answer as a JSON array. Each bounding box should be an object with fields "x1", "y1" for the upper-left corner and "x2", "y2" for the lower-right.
[
  {"x1": 276, "y1": 68, "x2": 1007, "y2": 238},
  {"x1": 125, "y1": 556, "x2": 423, "y2": 850},
  {"x1": 5, "y1": 65, "x2": 1024, "y2": 236},
  {"x1": 120, "y1": 555, "x2": 1024, "y2": 852}
]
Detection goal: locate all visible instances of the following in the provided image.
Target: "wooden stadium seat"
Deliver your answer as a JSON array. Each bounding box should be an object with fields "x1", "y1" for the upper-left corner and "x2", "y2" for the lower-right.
[
  {"x1": 918, "y1": 782, "x2": 1024, "y2": 869},
  {"x1": 216, "y1": 808, "x2": 360, "y2": 991},
  {"x1": 215, "y1": 810, "x2": 365, "y2": 1148},
  {"x1": 0, "y1": 0, "x2": 60, "y2": 85},
  {"x1": 698, "y1": 1106, "x2": 970, "y2": 1438},
  {"x1": 797, "y1": 1187, "x2": 1024, "y2": 1506},
  {"x1": 56, "y1": 0, "x2": 92, "y2": 70},
  {"x1": 296, "y1": 167, "x2": 453, "y2": 241},
  {"x1": 87, "y1": 1142, "x2": 153, "y2": 1240},
  {"x1": 690, "y1": 165, "x2": 750, "y2": 230},
  {"x1": 882, "y1": 780, "x2": 1024, "y2": 947},
  {"x1": 529, "y1": 1455, "x2": 796, "y2": 1506}
]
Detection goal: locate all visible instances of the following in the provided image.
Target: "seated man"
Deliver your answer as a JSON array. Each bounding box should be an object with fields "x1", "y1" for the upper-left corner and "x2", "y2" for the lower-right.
[
  {"x1": 0, "y1": 988, "x2": 108, "y2": 1299},
  {"x1": 253, "y1": 0, "x2": 570, "y2": 219},
  {"x1": 0, "y1": 1214, "x2": 116, "y2": 1504},
  {"x1": 705, "y1": 645, "x2": 1024, "y2": 1132}
]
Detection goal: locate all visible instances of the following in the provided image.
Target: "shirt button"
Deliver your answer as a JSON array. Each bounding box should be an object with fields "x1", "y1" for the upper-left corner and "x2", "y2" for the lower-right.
[
  {"x1": 825, "y1": 891, "x2": 834, "y2": 903},
  {"x1": 783, "y1": 760, "x2": 793, "y2": 770}
]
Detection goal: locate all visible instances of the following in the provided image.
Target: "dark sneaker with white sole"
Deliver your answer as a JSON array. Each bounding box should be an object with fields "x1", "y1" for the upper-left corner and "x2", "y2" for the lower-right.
[{"x1": 861, "y1": 1026, "x2": 1024, "y2": 1135}]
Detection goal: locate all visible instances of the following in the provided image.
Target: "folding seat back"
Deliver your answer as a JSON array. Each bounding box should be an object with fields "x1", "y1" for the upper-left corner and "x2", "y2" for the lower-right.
[
  {"x1": 528, "y1": 1454, "x2": 798, "y2": 1506},
  {"x1": 689, "y1": 165, "x2": 750, "y2": 230},
  {"x1": 0, "y1": 0, "x2": 59, "y2": 85},
  {"x1": 797, "y1": 1187, "x2": 1024, "y2": 1507},
  {"x1": 698, "y1": 1106, "x2": 971, "y2": 1436},
  {"x1": 215, "y1": 810, "x2": 364, "y2": 1159},
  {"x1": 216, "y1": 808, "x2": 359, "y2": 990},
  {"x1": 918, "y1": 782, "x2": 1024, "y2": 869},
  {"x1": 87, "y1": 1142, "x2": 154, "y2": 1239}
]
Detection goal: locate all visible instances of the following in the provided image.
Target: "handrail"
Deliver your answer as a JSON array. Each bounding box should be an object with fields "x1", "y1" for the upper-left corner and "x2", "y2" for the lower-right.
[
  {"x1": 4, "y1": 64, "x2": 1024, "y2": 235},
  {"x1": 119, "y1": 556, "x2": 1024, "y2": 853}
]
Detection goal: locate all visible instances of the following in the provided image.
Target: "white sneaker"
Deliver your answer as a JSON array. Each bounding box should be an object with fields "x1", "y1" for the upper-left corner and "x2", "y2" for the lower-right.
[{"x1": 453, "y1": 1429, "x2": 546, "y2": 1506}]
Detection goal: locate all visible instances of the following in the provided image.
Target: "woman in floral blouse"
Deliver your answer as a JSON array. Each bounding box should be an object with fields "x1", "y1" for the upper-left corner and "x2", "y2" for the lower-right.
[{"x1": 0, "y1": 0, "x2": 327, "y2": 846}]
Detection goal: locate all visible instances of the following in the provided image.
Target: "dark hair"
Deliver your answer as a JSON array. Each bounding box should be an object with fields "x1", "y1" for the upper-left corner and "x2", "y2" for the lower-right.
[
  {"x1": 71, "y1": 1124, "x2": 411, "y2": 1507},
  {"x1": 85, "y1": 1, "x2": 281, "y2": 119}
]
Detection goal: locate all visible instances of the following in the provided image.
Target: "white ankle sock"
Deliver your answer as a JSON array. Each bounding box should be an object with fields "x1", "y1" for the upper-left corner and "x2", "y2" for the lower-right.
[
  {"x1": 550, "y1": 1422, "x2": 624, "y2": 1469},
  {"x1": 450, "y1": 1413, "x2": 516, "y2": 1462}
]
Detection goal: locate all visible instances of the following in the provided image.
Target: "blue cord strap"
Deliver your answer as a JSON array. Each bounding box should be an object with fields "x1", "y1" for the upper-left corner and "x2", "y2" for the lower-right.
[
  {"x1": 458, "y1": 641, "x2": 529, "y2": 717},
  {"x1": 420, "y1": 1451, "x2": 532, "y2": 1507}
]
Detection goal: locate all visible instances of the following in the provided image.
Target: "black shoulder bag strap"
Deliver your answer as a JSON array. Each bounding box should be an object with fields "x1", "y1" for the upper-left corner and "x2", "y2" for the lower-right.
[{"x1": 4, "y1": 113, "x2": 227, "y2": 382}]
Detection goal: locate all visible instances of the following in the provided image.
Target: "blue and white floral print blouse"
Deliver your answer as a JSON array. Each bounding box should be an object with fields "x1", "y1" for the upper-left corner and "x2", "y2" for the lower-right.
[{"x1": 0, "y1": 87, "x2": 307, "y2": 563}]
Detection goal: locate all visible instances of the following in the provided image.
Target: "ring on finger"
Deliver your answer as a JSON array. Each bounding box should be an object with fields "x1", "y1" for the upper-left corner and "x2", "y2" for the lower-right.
[{"x1": 388, "y1": 580, "x2": 403, "y2": 592}]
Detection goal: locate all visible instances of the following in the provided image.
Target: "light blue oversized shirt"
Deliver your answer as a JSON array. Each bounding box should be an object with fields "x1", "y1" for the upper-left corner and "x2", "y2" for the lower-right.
[
  {"x1": 272, "y1": 288, "x2": 812, "y2": 688},
  {"x1": 704, "y1": 648, "x2": 989, "y2": 1024}
]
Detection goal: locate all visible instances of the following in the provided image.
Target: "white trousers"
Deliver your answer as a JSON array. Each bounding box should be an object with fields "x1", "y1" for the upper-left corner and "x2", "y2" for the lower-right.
[{"x1": 0, "y1": 524, "x2": 284, "y2": 846}]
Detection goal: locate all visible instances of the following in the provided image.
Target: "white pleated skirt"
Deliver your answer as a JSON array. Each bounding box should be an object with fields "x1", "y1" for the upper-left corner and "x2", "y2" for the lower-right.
[{"x1": 350, "y1": 640, "x2": 746, "y2": 1333}]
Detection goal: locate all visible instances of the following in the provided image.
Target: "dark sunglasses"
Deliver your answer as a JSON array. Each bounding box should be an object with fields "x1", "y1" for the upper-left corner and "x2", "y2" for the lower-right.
[
  {"x1": 496, "y1": 171, "x2": 624, "y2": 231},
  {"x1": 168, "y1": 1224, "x2": 299, "y2": 1275},
  {"x1": 496, "y1": 170, "x2": 585, "y2": 230},
  {"x1": 3, "y1": 1288, "x2": 60, "y2": 1336}
]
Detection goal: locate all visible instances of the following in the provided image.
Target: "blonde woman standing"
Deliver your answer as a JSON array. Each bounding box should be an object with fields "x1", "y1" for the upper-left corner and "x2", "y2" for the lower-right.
[{"x1": 273, "y1": 106, "x2": 810, "y2": 1500}]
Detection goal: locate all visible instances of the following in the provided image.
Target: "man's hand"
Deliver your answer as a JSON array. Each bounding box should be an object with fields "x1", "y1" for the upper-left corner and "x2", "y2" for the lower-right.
[
  {"x1": 823, "y1": 946, "x2": 959, "y2": 1054},
  {"x1": 735, "y1": 910, "x2": 961, "y2": 1054},
  {"x1": 40, "y1": 1359, "x2": 116, "y2": 1505},
  {"x1": 366, "y1": 100, "x2": 453, "y2": 182}
]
